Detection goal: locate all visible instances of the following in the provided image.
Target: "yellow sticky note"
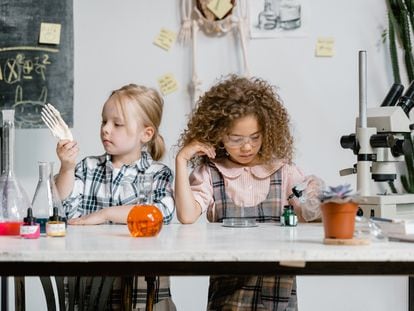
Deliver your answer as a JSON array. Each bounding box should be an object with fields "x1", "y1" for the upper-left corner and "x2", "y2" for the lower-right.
[
  {"x1": 153, "y1": 28, "x2": 177, "y2": 51},
  {"x1": 39, "y1": 22, "x2": 62, "y2": 45},
  {"x1": 315, "y1": 37, "x2": 335, "y2": 57},
  {"x1": 158, "y1": 73, "x2": 179, "y2": 95},
  {"x1": 207, "y1": 0, "x2": 233, "y2": 19}
]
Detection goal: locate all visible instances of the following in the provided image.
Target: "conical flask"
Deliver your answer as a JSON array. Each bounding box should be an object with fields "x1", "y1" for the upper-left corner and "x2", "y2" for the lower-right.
[
  {"x1": 0, "y1": 109, "x2": 31, "y2": 235},
  {"x1": 31, "y1": 161, "x2": 66, "y2": 234},
  {"x1": 127, "y1": 173, "x2": 163, "y2": 237}
]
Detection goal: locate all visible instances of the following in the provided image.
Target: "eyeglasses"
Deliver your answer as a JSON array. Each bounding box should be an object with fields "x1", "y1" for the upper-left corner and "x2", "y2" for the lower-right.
[{"x1": 223, "y1": 133, "x2": 262, "y2": 147}]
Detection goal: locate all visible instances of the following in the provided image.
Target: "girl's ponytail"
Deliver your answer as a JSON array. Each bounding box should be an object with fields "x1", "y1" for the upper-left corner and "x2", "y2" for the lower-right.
[{"x1": 147, "y1": 132, "x2": 165, "y2": 161}]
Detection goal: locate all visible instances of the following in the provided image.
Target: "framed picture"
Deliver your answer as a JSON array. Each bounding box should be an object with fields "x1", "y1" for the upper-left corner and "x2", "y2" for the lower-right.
[{"x1": 249, "y1": 0, "x2": 309, "y2": 38}]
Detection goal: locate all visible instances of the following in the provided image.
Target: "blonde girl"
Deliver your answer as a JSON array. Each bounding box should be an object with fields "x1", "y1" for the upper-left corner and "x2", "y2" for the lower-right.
[{"x1": 56, "y1": 84, "x2": 176, "y2": 310}]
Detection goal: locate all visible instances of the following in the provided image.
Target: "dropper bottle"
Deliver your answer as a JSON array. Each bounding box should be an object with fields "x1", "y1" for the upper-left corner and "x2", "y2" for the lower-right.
[
  {"x1": 20, "y1": 207, "x2": 40, "y2": 239},
  {"x1": 46, "y1": 207, "x2": 66, "y2": 237}
]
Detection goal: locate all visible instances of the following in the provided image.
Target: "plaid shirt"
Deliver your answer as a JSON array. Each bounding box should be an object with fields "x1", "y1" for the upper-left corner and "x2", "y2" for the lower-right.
[
  {"x1": 62, "y1": 151, "x2": 174, "y2": 223},
  {"x1": 62, "y1": 151, "x2": 176, "y2": 309}
]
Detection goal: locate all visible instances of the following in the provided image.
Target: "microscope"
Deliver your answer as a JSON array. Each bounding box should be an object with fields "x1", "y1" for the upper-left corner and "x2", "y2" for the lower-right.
[{"x1": 340, "y1": 51, "x2": 414, "y2": 219}]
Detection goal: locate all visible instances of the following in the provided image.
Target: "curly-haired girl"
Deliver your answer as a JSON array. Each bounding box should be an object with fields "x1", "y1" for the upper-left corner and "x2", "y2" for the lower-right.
[{"x1": 175, "y1": 75, "x2": 323, "y2": 310}]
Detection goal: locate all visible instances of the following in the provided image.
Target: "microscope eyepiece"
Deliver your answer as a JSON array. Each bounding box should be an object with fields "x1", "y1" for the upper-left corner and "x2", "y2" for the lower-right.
[
  {"x1": 398, "y1": 80, "x2": 414, "y2": 116},
  {"x1": 380, "y1": 83, "x2": 404, "y2": 107}
]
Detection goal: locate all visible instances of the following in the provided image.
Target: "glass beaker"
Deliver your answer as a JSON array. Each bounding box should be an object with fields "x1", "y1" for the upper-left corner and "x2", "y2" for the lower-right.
[
  {"x1": 279, "y1": 0, "x2": 301, "y2": 30},
  {"x1": 32, "y1": 161, "x2": 65, "y2": 234},
  {"x1": 127, "y1": 173, "x2": 163, "y2": 237},
  {"x1": 0, "y1": 110, "x2": 31, "y2": 235}
]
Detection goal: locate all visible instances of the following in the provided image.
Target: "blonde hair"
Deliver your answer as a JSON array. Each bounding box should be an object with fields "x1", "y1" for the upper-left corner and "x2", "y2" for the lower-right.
[{"x1": 109, "y1": 84, "x2": 166, "y2": 161}]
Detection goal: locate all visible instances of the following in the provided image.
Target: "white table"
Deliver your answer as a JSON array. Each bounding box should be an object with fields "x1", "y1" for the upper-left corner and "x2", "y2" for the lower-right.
[{"x1": 1, "y1": 222, "x2": 414, "y2": 276}]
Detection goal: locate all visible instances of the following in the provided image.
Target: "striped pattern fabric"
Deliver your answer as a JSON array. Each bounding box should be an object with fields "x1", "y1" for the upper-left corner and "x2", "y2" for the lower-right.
[
  {"x1": 207, "y1": 162, "x2": 297, "y2": 311},
  {"x1": 61, "y1": 151, "x2": 175, "y2": 310},
  {"x1": 207, "y1": 162, "x2": 283, "y2": 223}
]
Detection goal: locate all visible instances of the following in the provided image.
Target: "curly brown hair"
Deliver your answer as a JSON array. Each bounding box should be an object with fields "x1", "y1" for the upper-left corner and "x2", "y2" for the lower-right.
[{"x1": 177, "y1": 75, "x2": 294, "y2": 165}]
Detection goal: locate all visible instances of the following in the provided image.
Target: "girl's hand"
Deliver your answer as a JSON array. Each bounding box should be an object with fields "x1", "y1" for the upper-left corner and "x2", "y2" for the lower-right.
[
  {"x1": 176, "y1": 140, "x2": 216, "y2": 163},
  {"x1": 57, "y1": 139, "x2": 79, "y2": 171},
  {"x1": 68, "y1": 209, "x2": 108, "y2": 225},
  {"x1": 300, "y1": 175, "x2": 325, "y2": 222}
]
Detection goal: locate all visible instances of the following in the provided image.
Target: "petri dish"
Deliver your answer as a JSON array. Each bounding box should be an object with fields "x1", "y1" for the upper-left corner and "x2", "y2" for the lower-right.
[{"x1": 222, "y1": 218, "x2": 257, "y2": 228}]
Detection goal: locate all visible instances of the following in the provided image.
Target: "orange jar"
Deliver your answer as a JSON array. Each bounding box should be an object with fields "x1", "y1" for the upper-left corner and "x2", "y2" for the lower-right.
[{"x1": 127, "y1": 204, "x2": 163, "y2": 237}]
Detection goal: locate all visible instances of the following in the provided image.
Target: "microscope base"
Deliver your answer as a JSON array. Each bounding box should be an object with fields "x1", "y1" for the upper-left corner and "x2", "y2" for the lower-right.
[{"x1": 356, "y1": 194, "x2": 414, "y2": 219}]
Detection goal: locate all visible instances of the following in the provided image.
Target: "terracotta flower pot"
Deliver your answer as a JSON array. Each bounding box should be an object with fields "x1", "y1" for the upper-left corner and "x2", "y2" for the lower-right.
[{"x1": 321, "y1": 201, "x2": 358, "y2": 239}]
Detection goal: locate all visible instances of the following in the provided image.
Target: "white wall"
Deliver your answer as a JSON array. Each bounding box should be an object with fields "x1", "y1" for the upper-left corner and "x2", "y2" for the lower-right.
[{"x1": 9, "y1": 0, "x2": 408, "y2": 310}]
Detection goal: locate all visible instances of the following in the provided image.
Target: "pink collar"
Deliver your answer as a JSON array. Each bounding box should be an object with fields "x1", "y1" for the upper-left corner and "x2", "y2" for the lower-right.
[{"x1": 211, "y1": 158, "x2": 286, "y2": 179}]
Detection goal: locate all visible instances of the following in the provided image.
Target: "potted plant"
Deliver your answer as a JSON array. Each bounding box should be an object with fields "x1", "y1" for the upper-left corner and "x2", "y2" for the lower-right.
[{"x1": 320, "y1": 184, "x2": 358, "y2": 239}]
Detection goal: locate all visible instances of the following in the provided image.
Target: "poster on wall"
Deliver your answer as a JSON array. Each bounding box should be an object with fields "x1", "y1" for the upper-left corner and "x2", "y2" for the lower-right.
[
  {"x1": 0, "y1": 0, "x2": 73, "y2": 128},
  {"x1": 249, "y1": 0, "x2": 309, "y2": 38}
]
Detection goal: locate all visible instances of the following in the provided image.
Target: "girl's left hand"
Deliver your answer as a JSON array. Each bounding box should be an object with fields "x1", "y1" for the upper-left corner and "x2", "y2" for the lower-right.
[
  {"x1": 177, "y1": 140, "x2": 216, "y2": 162},
  {"x1": 299, "y1": 175, "x2": 325, "y2": 222},
  {"x1": 68, "y1": 210, "x2": 107, "y2": 225}
]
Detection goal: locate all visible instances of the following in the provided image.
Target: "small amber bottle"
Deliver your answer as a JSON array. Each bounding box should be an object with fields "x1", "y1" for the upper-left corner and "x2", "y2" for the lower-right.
[{"x1": 46, "y1": 207, "x2": 66, "y2": 237}]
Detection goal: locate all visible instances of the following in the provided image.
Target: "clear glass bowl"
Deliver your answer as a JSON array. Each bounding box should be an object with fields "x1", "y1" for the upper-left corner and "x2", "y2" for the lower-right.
[{"x1": 222, "y1": 218, "x2": 257, "y2": 228}]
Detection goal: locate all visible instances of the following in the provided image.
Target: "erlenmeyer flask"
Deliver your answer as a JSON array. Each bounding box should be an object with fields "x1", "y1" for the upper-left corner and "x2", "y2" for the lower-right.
[
  {"x1": 127, "y1": 173, "x2": 163, "y2": 237},
  {"x1": 0, "y1": 110, "x2": 31, "y2": 235},
  {"x1": 32, "y1": 161, "x2": 65, "y2": 234}
]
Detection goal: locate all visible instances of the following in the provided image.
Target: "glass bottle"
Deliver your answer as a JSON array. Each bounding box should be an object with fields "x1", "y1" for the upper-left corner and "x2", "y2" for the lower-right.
[
  {"x1": 282, "y1": 204, "x2": 298, "y2": 227},
  {"x1": 20, "y1": 207, "x2": 40, "y2": 239},
  {"x1": 0, "y1": 109, "x2": 31, "y2": 235},
  {"x1": 46, "y1": 206, "x2": 66, "y2": 237},
  {"x1": 258, "y1": 0, "x2": 278, "y2": 30},
  {"x1": 127, "y1": 173, "x2": 163, "y2": 237},
  {"x1": 31, "y1": 161, "x2": 65, "y2": 234},
  {"x1": 279, "y1": 0, "x2": 301, "y2": 30}
]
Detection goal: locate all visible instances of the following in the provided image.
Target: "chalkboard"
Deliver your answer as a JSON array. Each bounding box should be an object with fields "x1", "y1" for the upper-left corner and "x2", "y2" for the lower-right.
[{"x1": 0, "y1": 0, "x2": 73, "y2": 128}]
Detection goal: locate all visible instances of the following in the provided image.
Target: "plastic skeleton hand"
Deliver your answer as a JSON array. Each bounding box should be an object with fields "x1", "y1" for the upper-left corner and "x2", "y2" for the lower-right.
[{"x1": 41, "y1": 103, "x2": 73, "y2": 141}]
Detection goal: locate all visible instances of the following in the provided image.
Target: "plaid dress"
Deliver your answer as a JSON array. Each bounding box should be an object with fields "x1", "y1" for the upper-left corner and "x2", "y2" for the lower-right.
[
  {"x1": 207, "y1": 162, "x2": 297, "y2": 311},
  {"x1": 62, "y1": 151, "x2": 176, "y2": 310}
]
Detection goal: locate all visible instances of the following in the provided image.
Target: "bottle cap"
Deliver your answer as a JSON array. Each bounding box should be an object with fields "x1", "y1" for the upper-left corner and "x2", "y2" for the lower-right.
[
  {"x1": 23, "y1": 207, "x2": 37, "y2": 223},
  {"x1": 48, "y1": 207, "x2": 60, "y2": 222}
]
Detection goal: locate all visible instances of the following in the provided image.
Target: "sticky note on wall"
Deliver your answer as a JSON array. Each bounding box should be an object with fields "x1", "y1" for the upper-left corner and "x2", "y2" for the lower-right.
[
  {"x1": 153, "y1": 28, "x2": 177, "y2": 51},
  {"x1": 158, "y1": 73, "x2": 179, "y2": 95},
  {"x1": 207, "y1": 0, "x2": 233, "y2": 19},
  {"x1": 39, "y1": 22, "x2": 62, "y2": 45},
  {"x1": 315, "y1": 37, "x2": 335, "y2": 57}
]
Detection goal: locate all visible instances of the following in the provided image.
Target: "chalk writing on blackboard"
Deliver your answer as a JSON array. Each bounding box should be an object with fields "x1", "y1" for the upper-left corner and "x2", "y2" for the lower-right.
[
  {"x1": 0, "y1": 0, "x2": 73, "y2": 129},
  {"x1": 0, "y1": 48, "x2": 57, "y2": 127}
]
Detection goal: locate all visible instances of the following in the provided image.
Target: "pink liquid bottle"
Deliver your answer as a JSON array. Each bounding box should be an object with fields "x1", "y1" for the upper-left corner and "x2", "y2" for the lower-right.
[{"x1": 0, "y1": 110, "x2": 31, "y2": 235}]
